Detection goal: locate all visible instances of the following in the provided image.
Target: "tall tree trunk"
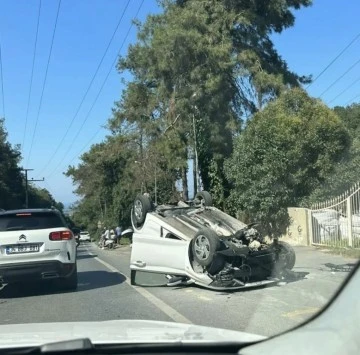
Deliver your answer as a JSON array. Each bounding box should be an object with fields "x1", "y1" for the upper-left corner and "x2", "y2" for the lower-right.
[
  {"x1": 99, "y1": 198, "x2": 104, "y2": 220},
  {"x1": 193, "y1": 157, "x2": 197, "y2": 198},
  {"x1": 182, "y1": 166, "x2": 189, "y2": 201}
]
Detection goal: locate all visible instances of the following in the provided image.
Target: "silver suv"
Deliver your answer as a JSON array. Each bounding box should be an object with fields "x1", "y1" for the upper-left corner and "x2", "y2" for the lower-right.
[{"x1": 0, "y1": 208, "x2": 77, "y2": 290}]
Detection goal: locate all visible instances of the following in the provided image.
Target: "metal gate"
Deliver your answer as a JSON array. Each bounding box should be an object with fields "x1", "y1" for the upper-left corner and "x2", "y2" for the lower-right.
[{"x1": 309, "y1": 183, "x2": 360, "y2": 249}]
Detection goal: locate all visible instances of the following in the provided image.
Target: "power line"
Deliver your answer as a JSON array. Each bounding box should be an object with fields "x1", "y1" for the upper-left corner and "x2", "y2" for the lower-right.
[
  {"x1": 26, "y1": 0, "x2": 62, "y2": 166},
  {"x1": 47, "y1": 127, "x2": 102, "y2": 180},
  {"x1": 307, "y1": 31, "x2": 360, "y2": 89},
  {"x1": 0, "y1": 37, "x2": 5, "y2": 118},
  {"x1": 21, "y1": 0, "x2": 42, "y2": 153},
  {"x1": 319, "y1": 57, "x2": 360, "y2": 98},
  {"x1": 49, "y1": 127, "x2": 102, "y2": 179},
  {"x1": 45, "y1": 0, "x2": 144, "y2": 179},
  {"x1": 344, "y1": 93, "x2": 360, "y2": 106},
  {"x1": 328, "y1": 75, "x2": 360, "y2": 105},
  {"x1": 36, "y1": 0, "x2": 131, "y2": 177},
  {"x1": 66, "y1": 127, "x2": 103, "y2": 168}
]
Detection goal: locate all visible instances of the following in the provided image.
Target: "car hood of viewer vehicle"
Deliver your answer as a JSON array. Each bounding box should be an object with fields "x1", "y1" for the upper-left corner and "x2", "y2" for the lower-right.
[{"x1": 0, "y1": 320, "x2": 265, "y2": 348}]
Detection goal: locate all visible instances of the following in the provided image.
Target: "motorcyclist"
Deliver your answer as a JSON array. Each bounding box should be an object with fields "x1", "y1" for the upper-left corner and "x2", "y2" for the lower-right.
[{"x1": 100, "y1": 227, "x2": 110, "y2": 248}]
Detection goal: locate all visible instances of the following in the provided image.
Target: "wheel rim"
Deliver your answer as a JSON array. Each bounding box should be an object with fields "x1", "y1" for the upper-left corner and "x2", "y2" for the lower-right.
[
  {"x1": 134, "y1": 200, "x2": 143, "y2": 220},
  {"x1": 194, "y1": 235, "x2": 210, "y2": 260}
]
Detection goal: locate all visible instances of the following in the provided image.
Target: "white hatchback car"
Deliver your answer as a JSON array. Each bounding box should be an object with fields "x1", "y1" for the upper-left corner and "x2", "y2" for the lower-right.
[
  {"x1": 79, "y1": 231, "x2": 91, "y2": 242},
  {"x1": 0, "y1": 208, "x2": 77, "y2": 290},
  {"x1": 130, "y1": 192, "x2": 296, "y2": 290}
]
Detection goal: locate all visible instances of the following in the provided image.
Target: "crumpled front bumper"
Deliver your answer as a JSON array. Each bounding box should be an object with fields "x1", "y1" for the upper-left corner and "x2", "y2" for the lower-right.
[{"x1": 205, "y1": 243, "x2": 289, "y2": 288}]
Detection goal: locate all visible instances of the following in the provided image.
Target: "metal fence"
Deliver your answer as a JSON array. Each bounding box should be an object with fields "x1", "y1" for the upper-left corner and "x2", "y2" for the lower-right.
[{"x1": 309, "y1": 183, "x2": 360, "y2": 249}]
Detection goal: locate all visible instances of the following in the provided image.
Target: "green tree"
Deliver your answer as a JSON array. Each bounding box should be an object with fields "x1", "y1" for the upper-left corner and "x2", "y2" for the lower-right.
[
  {"x1": 28, "y1": 186, "x2": 63, "y2": 210},
  {"x1": 225, "y1": 88, "x2": 349, "y2": 237},
  {"x1": 0, "y1": 118, "x2": 65, "y2": 211},
  {"x1": 306, "y1": 103, "x2": 360, "y2": 202},
  {"x1": 67, "y1": 0, "x2": 313, "y2": 227},
  {"x1": 65, "y1": 133, "x2": 179, "y2": 234},
  {"x1": 0, "y1": 118, "x2": 25, "y2": 209},
  {"x1": 111, "y1": 0, "x2": 311, "y2": 202}
]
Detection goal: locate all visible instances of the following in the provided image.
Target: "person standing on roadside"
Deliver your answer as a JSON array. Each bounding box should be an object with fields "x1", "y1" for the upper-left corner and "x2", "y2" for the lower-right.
[{"x1": 115, "y1": 225, "x2": 122, "y2": 245}]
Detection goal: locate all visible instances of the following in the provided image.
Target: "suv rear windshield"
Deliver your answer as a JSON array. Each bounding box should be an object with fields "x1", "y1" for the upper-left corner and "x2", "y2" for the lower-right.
[{"x1": 0, "y1": 212, "x2": 66, "y2": 232}]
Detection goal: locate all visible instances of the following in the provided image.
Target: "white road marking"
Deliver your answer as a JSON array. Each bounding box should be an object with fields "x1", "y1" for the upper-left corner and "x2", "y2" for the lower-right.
[
  {"x1": 198, "y1": 295, "x2": 212, "y2": 301},
  {"x1": 85, "y1": 248, "x2": 192, "y2": 324}
]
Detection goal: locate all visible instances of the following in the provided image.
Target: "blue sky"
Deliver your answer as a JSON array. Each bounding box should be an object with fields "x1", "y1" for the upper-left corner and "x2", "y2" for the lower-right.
[{"x1": 0, "y1": 0, "x2": 359, "y2": 204}]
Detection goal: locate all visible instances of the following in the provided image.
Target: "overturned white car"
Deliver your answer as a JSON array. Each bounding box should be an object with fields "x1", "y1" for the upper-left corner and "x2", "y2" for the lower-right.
[{"x1": 130, "y1": 192, "x2": 296, "y2": 290}]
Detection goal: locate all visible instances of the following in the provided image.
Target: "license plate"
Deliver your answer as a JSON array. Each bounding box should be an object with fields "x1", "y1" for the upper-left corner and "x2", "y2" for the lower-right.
[{"x1": 6, "y1": 244, "x2": 40, "y2": 254}]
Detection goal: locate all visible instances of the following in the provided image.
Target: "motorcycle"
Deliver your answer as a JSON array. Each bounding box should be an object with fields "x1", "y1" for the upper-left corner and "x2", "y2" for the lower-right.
[{"x1": 98, "y1": 233, "x2": 116, "y2": 249}]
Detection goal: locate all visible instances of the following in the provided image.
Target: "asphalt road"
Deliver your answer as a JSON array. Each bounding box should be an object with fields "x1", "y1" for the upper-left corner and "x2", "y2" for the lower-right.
[{"x1": 0, "y1": 243, "x2": 357, "y2": 337}]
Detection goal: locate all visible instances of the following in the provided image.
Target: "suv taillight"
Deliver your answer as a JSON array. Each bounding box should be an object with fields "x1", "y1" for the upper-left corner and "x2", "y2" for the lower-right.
[{"x1": 49, "y1": 230, "x2": 73, "y2": 241}]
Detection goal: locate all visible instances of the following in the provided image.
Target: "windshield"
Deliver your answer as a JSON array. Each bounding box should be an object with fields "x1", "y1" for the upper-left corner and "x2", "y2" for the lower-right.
[{"x1": 0, "y1": 0, "x2": 359, "y2": 348}]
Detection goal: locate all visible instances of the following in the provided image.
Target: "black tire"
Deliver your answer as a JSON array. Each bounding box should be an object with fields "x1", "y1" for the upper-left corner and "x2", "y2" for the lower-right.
[
  {"x1": 133, "y1": 194, "x2": 152, "y2": 225},
  {"x1": 277, "y1": 241, "x2": 296, "y2": 270},
  {"x1": 192, "y1": 229, "x2": 220, "y2": 267},
  {"x1": 130, "y1": 270, "x2": 136, "y2": 285},
  {"x1": 195, "y1": 191, "x2": 213, "y2": 207},
  {"x1": 207, "y1": 254, "x2": 226, "y2": 275},
  {"x1": 61, "y1": 264, "x2": 78, "y2": 291}
]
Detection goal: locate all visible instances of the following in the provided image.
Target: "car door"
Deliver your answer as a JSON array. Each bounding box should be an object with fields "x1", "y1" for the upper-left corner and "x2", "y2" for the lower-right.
[{"x1": 130, "y1": 214, "x2": 189, "y2": 276}]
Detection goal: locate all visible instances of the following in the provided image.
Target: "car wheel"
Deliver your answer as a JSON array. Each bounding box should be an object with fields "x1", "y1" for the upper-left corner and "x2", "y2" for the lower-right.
[
  {"x1": 60, "y1": 264, "x2": 78, "y2": 291},
  {"x1": 195, "y1": 191, "x2": 213, "y2": 207},
  {"x1": 277, "y1": 241, "x2": 296, "y2": 270},
  {"x1": 133, "y1": 194, "x2": 152, "y2": 225},
  {"x1": 130, "y1": 270, "x2": 136, "y2": 285},
  {"x1": 192, "y1": 229, "x2": 220, "y2": 267}
]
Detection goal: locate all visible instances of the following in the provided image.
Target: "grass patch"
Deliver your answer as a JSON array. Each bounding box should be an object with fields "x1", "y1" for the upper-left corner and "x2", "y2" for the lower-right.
[
  {"x1": 119, "y1": 236, "x2": 131, "y2": 245},
  {"x1": 314, "y1": 246, "x2": 360, "y2": 259}
]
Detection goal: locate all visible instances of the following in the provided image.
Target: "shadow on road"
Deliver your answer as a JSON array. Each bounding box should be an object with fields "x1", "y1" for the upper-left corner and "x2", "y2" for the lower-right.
[
  {"x1": 76, "y1": 245, "x2": 97, "y2": 260},
  {"x1": 0, "y1": 270, "x2": 126, "y2": 299},
  {"x1": 76, "y1": 253, "x2": 98, "y2": 260},
  {"x1": 77, "y1": 270, "x2": 126, "y2": 291}
]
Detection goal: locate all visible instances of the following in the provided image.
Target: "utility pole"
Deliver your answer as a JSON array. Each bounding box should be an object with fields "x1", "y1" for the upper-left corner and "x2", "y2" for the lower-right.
[
  {"x1": 192, "y1": 112, "x2": 200, "y2": 194},
  {"x1": 154, "y1": 163, "x2": 157, "y2": 205},
  {"x1": 22, "y1": 168, "x2": 45, "y2": 208},
  {"x1": 191, "y1": 92, "x2": 200, "y2": 195}
]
